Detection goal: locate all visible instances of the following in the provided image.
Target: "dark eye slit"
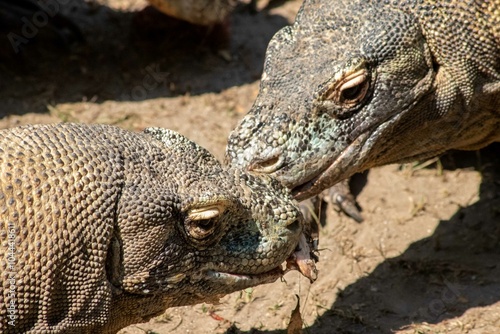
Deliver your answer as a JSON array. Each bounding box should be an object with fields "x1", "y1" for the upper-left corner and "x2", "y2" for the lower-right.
[{"x1": 342, "y1": 84, "x2": 363, "y2": 101}]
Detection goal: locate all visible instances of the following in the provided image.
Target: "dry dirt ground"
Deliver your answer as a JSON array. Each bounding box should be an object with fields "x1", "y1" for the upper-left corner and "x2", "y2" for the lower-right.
[{"x1": 1, "y1": 0, "x2": 499, "y2": 333}]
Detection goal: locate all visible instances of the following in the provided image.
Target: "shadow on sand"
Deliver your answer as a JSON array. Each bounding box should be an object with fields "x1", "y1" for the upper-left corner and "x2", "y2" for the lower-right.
[
  {"x1": 0, "y1": 0, "x2": 289, "y2": 115},
  {"x1": 228, "y1": 144, "x2": 500, "y2": 333}
]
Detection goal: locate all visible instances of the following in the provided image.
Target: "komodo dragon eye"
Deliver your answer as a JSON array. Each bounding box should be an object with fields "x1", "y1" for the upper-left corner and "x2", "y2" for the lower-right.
[
  {"x1": 326, "y1": 68, "x2": 369, "y2": 107},
  {"x1": 316, "y1": 63, "x2": 372, "y2": 120},
  {"x1": 185, "y1": 204, "x2": 225, "y2": 240}
]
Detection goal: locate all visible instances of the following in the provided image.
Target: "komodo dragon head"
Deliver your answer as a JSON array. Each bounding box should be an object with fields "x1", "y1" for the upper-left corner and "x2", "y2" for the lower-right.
[
  {"x1": 0, "y1": 123, "x2": 316, "y2": 333},
  {"x1": 226, "y1": 0, "x2": 500, "y2": 200},
  {"x1": 124, "y1": 127, "x2": 314, "y2": 306}
]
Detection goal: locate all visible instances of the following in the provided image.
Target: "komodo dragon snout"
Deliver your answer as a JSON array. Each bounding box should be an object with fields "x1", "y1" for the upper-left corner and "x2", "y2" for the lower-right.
[{"x1": 0, "y1": 123, "x2": 316, "y2": 334}]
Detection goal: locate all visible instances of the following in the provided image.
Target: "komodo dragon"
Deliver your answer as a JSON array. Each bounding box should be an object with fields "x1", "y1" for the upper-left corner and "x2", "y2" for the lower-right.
[
  {"x1": 0, "y1": 0, "x2": 236, "y2": 29},
  {"x1": 147, "y1": 0, "x2": 237, "y2": 26},
  {"x1": 0, "y1": 123, "x2": 317, "y2": 334},
  {"x1": 0, "y1": 0, "x2": 238, "y2": 58},
  {"x1": 226, "y1": 0, "x2": 500, "y2": 209}
]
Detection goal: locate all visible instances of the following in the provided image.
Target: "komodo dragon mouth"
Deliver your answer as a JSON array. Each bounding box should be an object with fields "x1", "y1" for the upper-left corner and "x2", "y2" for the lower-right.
[
  {"x1": 292, "y1": 132, "x2": 370, "y2": 201},
  {"x1": 291, "y1": 102, "x2": 414, "y2": 201},
  {"x1": 207, "y1": 233, "x2": 318, "y2": 285},
  {"x1": 207, "y1": 266, "x2": 284, "y2": 285}
]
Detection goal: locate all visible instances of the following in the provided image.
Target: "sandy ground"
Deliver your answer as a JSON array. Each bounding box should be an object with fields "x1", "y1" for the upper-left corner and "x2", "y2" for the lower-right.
[{"x1": 1, "y1": 0, "x2": 499, "y2": 333}]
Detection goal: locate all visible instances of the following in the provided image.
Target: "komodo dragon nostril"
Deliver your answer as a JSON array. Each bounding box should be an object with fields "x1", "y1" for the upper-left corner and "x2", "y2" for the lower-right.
[
  {"x1": 248, "y1": 154, "x2": 284, "y2": 174},
  {"x1": 286, "y1": 219, "x2": 301, "y2": 231}
]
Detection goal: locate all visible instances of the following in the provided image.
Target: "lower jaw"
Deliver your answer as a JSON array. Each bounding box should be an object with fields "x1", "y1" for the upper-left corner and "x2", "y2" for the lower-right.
[
  {"x1": 207, "y1": 266, "x2": 284, "y2": 287},
  {"x1": 208, "y1": 233, "x2": 318, "y2": 287},
  {"x1": 292, "y1": 132, "x2": 369, "y2": 201}
]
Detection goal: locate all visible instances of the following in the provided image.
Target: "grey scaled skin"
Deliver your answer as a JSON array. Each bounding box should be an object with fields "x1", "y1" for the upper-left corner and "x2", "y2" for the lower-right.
[
  {"x1": 226, "y1": 0, "x2": 499, "y2": 214},
  {"x1": 0, "y1": 123, "x2": 315, "y2": 334}
]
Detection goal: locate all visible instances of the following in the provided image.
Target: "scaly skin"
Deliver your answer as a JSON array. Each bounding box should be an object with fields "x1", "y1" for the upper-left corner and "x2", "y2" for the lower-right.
[
  {"x1": 0, "y1": 123, "x2": 308, "y2": 334},
  {"x1": 147, "y1": 0, "x2": 237, "y2": 25},
  {"x1": 226, "y1": 0, "x2": 500, "y2": 201}
]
